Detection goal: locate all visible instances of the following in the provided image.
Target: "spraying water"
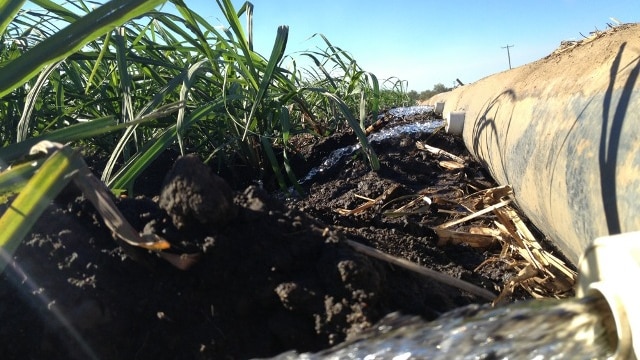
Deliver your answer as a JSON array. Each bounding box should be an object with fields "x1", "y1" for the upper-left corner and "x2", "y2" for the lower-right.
[{"x1": 268, "y1": 295, "x2": 616, "y2": 359}]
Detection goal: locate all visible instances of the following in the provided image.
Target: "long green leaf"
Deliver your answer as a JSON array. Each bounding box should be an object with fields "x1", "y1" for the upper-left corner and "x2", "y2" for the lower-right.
[
  {"x1": 16, "y1": 61, "x2": 62, "y2": 142},
  {"x1": 260, "y1": 135, "x2": 286, "y2": 190},
  {"x1": 0, "y1": 158, "x2": 46, "y2": 201},
  {"x1": 305, "y1": 87, "x2": 379, "y2": 170},
  {"x1": 167, "y1": 0, "x2": 218, "y2": 64},
  {"x1": 85, "y1": 32, "x2": 112, "y2": 94},
  {"x1": 100, "y1": 57, "x2": 195, "y2": 183},
  {"x1": 113, "y1": 27, "x2": 134, "y2": 124},
  {"x1": 177, "y1": 59, "x2": 209, "y2": 154},
  {"x1": 29, "y1": 0, "x2": 83, "y2": 23},
  {"x1": 0, "y1": 145, "x2": 78, "y2": 273},
  {"x1": 0, "y1": 0, "x2": 26, "y2": 36},
  {"x1": 0, "y1": 116, "x2": 116, "y2": 165},
  {"x1": 0, "y1": 0, "x2": 166, "y2": 98},
  {"x1": 0, "y1": 102, "x2": 180, "y2": 167},
  {"x1": 241, "y1": 25, "x2": 289, "y2": 140},
  {"x1": 279, "y1": 106, "x2": 303, "y2": 194},
  {"x1": 108, "y1": 101, "x2": 221, "y2": 190},
  {"x1": 216, "y1": 0, "x2": 252, "y2": 65}
]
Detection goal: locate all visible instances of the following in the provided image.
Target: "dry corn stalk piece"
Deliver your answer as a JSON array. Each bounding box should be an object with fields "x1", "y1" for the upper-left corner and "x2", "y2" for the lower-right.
[
  {"x1": 436, "y1": 198, "x2": 511, "y2": 230},
  {"x1": 434, "y1": 227, "x2": 498, "y2": 248},
  {"x1": 491, "y1": 206, "x2": 577, "y2": 293},
  {"x1": 439, "y1": 160, "x2": 465, "y2": 170},
  {"x1": 382, "y1": 195, "x2": 432, "y2": 218},
  {"x1": 492, "y1": 263, "x2": 539, "y2": 305},
  {"x1": 365, "y1": 117, "x2": 389, "y2": 135},
  {"x1": 416, "y1": 141, "x2": 465, "y2": 164},
  {"x1": 431, "y1": 183, "x2": 576, "y2": 300},
  {"x1": 335, "y1": 184, "x2": 402, "y2": 216}
]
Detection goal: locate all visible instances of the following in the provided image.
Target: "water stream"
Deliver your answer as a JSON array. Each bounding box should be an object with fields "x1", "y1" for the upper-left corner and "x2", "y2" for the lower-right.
[
  {"x1": 299, "y1": 106, "x2": 441, "y2": 185},
  {"x1": 268, "y1": 295, "x2": 616, "y2": 359}
]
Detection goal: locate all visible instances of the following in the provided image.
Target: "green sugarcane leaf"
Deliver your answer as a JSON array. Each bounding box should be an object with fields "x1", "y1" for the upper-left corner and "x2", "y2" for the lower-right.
[
  {"x1": 260, "y1": 135, "x2": 286, "y2": 190},
  {"x1": 29, "y1": 0, "x2": 82, "y2": 23},
  {"x1": 0, "y1": 0, "x2": 166, "y2": 98},
  {"x1": 108, "y1": 101, "x2": 220, "y2": 190},
  {"x1": 0, "y1": 116, "x2": 117, "y2": 166},
  {"x1": 305, "y1": 87, "x2": 380, "y2": 171},
  {"x1": 0, "y1": 0, "x2": 26, "y2": 36},
  {"x1": 0, "y1": 143, "x2": 78, "y2": 273},
  {"x1": 0, "y1": 158, "x2": 46, "y2": 202},
  {"x1": 242, "y1": 25, "x2": 289, "y2": 140}
]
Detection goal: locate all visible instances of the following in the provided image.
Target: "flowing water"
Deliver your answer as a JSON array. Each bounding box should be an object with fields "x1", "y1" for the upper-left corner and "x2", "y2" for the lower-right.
[
  {"x1": 269, "y1": 295, "x2": 616, "y2": 360},
  {"x1": 299, "y1": 106, "x2": 442, "y2": 185},
  {"x1": 387, "y1": 105, "x2": 438, "y2": 117}
]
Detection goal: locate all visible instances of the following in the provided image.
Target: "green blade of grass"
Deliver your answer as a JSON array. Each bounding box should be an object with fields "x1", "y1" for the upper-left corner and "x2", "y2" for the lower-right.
[
  {"x1": 0, "y1": 158, "x2": 46, "y2": 202},
  {"x1": 107, "y1": 124, "x2": 176, "y2": 191},
  {"x1": 260, "y1": 135, "x2": 286, "y2": 190},
  {"x1": 100, "y1": 56, "x2": 197, "y2": 183},
  {"x1": 107, "y1": 100, "x2": 221, "y2": 190},
  {"x1": 305, "y1": 87, "x2": 380, "y2": 171},
  {"x1": 0, "y1": 101, "x2": 182, "y2": 167},
  {"x1": 29, "y1": 0, "x2": 82, "y2": 23},
  {"x1": 113, "y1": 27, "x2": 134, "y2": 124},
  {"x1": 242, "y1": 24, "x2": 289, "y2": 140},
  {"x1": 0, "y1": 0, "x2": 166, "y2": 98},
  {"x1": 215, "y1": 0, "x2": 257, "y2": 80},
  {"x1": 0, "y1": 116, "x2": 116, "y2": 165},
  {"x1": 239, "y1": 2, "x2": 254, "y2": 51},
  {"x1": 16, "y1": 61, "x2": 62, "y2": 142},
  {"x1": 278, "y1": 105, "x2": 303, "y2": 194},
  {"x1": 168, "y1": 0, "x2": 218, "y2": 62},
  {"x1": 0, "y1": 0, "x2": 26, "y2": 35},
  {"x1": 0, "y1": 144, "x2": 77, "y2": 273},
  {"x1": 177, "y1": 59, "x2": 209, "y2": 154},
  {"x1": 367, "y1": 72, "x2": 380, "y2": 119}
]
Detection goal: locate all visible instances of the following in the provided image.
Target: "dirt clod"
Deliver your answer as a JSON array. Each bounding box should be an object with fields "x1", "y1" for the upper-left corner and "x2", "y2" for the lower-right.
[{"x1": 160, "y1": 153, "x2": 237, "y2": 229}]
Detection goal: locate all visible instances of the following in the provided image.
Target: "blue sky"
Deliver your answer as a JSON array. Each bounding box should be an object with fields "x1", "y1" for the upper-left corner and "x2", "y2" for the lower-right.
[{"x1": 175, "y1": 0, "x2": 639, "y2": 91}]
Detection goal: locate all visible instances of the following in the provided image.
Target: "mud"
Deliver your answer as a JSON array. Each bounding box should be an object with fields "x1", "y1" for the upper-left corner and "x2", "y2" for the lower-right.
[{"x1": 0, "y1": 111, "x2": 573, "y2": 359}]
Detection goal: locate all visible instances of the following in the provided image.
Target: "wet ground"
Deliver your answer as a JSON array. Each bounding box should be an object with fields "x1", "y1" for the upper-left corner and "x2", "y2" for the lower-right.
[{"x1": 0, "y1": 110, "x2": 574, "y2": 359}]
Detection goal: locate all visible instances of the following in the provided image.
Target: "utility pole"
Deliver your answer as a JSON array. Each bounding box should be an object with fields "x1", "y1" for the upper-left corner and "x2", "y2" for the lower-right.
[{"x1": 502, "y1": 44, "x2": 514, "y2": 69}]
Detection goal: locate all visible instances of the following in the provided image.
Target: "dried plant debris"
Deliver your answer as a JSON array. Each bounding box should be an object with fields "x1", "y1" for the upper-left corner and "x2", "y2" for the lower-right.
[
  {"x1": 434, "y1": 184, "x2": 577, "y2": 304},
  {"x1": 335, "y1": 184, "x2": 404, "y2": 216},
  {"x1": 549, "y1": 21, "x2": 632, "y2": 57},
  {"x1": 334, "y1": 143, "x2": 576, "y2": 305}
]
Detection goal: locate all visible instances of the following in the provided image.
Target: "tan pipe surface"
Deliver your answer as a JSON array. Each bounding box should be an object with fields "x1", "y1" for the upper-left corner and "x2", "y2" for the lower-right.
[{"x1": 431, "y1": 24, "x2": 640, "y2": 264}]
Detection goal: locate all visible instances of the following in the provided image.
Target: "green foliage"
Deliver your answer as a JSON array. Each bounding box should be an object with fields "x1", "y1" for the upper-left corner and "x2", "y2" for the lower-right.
[
  {"x1": 0, "y1": 0, "x2": 412, "y2": 193},
  {"x1": 0, "y1": 0, "x2": 417, "y2": 275}
]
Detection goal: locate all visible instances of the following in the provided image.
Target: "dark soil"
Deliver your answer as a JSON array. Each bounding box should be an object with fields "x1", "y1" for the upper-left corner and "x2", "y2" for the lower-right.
[{"x1": 0, "y1": 110, "x2": 573, "y2": 359}]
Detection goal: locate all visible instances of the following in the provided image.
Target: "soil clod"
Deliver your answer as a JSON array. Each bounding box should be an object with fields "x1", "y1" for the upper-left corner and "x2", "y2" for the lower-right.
[{"x1": 160, "y1": 153, "x2": 238, "y2": 229}]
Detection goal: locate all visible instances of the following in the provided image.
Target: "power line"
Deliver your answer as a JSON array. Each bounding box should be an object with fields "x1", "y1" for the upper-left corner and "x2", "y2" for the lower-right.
[{"x1": 501, "y1": 44, "x2": 514, "y2": 69}]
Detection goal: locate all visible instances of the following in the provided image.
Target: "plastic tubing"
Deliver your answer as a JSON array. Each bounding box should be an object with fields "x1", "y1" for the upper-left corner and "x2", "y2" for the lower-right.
[{"x1": 577, "y1": 232, "x2": 640, "y2": 360}]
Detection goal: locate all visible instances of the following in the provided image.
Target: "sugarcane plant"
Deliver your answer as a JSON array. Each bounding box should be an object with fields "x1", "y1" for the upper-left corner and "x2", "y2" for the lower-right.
[{"x1": 0, "y1": 0, "x2": 410, "y2": 273}]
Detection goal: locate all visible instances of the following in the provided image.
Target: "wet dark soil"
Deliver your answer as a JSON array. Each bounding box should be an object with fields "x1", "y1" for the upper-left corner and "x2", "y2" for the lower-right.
[{"x1": 0, "y1": 110, "x2": 573, "y2": 359}]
